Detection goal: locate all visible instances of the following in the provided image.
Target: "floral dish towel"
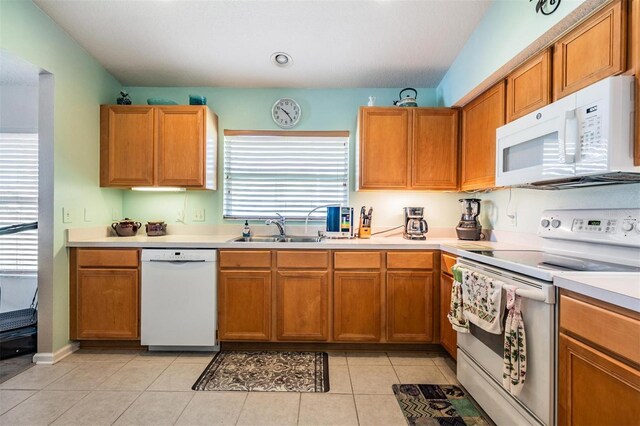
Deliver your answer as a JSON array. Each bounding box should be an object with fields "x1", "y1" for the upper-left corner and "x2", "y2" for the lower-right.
[
  {"x1": 502, "y1": 284, "x2": 527, "y2": 396},
  {"x1": 448, "y1": 265, "x2": 469, "y2": 333},
  {"x1": 460, "y1": 268, "x2": 506, "y2": 334}
]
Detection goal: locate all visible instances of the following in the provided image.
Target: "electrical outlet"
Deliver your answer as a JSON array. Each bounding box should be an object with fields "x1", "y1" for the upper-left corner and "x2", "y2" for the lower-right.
[
  {"x1": 84, "y1": 208, "x2": 92, "y2": 222},
  {"x1": 509, "y1": 211, "x2": 518, "y2": 226},
  {"x1": 192, "y1": 208, "x2": 205, "y2": 222},
  {"x1": 176, "y1": 209, "x2": 185, "y2": 223},
  {"x1": 63, "y1": 207, "x2": 73, "y2": 223}
]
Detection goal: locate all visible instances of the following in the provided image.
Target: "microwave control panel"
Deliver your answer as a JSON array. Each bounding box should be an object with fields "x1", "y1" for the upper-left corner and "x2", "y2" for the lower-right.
[
  {"x1": 578, "y1": 103, "x2": 603, "y2": 160},
  {"x1": 538, "y1": 208, "x2": 640, "y2": 247}
]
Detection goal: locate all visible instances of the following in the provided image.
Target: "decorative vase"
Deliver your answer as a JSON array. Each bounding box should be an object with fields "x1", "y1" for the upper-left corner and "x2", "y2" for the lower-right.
[{"x1": 116, "y1": 91, "x2": 132, "y2": 105}]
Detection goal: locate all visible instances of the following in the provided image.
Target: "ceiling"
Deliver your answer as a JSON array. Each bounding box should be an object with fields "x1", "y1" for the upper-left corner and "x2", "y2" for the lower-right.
[{"x1": 34, "y1": 0, "x2": 491, "y2": 88}]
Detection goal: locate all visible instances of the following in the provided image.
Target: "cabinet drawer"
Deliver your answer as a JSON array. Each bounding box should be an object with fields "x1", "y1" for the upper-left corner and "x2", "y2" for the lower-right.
[
  {"x1": 77, "y1": 249, "x2": 138, "y2": 268},
  {"x1": 277, "y1": 251, "x2": 328, "y2": 269},
  {"x1": 560, "y1": 292, "x2": 640, "y2": 365},
  {"x1": 387, "y1": 251, "x2": 433, "y2": 270},
  {"x1": 441, "y1": 253, "x2": 457, "y2": 277},
  {"x1": 334, "y1": 252, "x2": 381, "y2": 269},
  {"x1": 219, "y1": 251, "x2": 271, "y2": 268}
]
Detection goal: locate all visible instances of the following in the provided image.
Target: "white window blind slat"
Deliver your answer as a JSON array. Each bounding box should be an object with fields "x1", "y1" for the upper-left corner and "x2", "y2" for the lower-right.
[
  {"x1": 0, "y1": 133, "x2": 38, "y2": 274},
  {"x1": 224, "y1": 133, "x2": 349, "y2": 220}
]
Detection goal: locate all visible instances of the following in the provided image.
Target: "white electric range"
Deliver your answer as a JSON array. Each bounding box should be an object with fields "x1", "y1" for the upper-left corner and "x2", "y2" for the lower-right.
[{"x1": 454, "y1": 208, "x2": 640, "y2": 426}]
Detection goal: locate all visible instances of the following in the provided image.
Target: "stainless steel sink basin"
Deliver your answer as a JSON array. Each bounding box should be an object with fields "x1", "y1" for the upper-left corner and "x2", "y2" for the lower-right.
[{"x1": 229, "y1": 235, "x2": 323, "y2": 243}]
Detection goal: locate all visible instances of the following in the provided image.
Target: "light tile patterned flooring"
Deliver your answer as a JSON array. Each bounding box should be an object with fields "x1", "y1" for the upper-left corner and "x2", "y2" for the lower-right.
[{"x1": 0, "y1": 350, "x2": 458, "y2": 425}]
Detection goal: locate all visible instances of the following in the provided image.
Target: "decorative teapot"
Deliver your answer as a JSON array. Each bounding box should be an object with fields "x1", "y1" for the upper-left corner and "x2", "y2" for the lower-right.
[
  {"x1": 145, "y1": 220, "x2": 167, "y2": 237},
  {"x1": 393, "y1": 88, "x2": 418, "y2": 107},
  {"x1": 111, "y1": 218, "x2": 142, "y2": 237}
]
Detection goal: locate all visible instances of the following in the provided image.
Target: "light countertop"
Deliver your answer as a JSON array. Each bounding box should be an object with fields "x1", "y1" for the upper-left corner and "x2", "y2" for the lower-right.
[{"x1": 554, "y1": 272, "x2": 640, "y2": 312}]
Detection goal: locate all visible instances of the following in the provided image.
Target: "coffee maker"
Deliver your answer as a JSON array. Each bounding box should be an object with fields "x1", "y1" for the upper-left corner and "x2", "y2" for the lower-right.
[
  {"x1": 456, "y1": 198, "x2": 483, "y2": 240},
  {"x1": 403, "y1": 207, "x2": 428, "y2": 240}
]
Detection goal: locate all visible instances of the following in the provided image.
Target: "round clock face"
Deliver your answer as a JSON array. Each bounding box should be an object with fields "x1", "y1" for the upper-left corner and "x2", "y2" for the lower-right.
[{"x1": 272, "y1": 98, "x2": 301, "y2": 128}]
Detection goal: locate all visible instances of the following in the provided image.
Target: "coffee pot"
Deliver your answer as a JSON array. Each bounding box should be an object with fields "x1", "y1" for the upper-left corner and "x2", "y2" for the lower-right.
[{"x1": 403, "y1": 207, "x2": 428, "y2": 240}]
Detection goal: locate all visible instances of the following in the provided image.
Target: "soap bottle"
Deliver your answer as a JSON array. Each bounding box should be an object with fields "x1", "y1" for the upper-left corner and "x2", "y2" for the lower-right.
[{"x1": 242, "y1": 220, "x2": 252, "y2": 239}]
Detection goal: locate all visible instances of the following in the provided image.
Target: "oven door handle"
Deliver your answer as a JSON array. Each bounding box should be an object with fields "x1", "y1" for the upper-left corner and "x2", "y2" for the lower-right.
[{"x1": 514, "y1": 288, "x2": 547, "y2": 302}]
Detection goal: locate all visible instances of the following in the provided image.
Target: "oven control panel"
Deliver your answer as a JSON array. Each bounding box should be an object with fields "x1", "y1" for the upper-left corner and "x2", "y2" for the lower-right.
[{"x1": 538, "y1": 209, "x2": 640, "y2": 247}]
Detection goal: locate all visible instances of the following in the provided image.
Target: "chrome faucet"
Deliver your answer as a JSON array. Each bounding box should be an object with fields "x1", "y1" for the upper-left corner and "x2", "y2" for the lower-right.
[{"x1": 265, "y1": 213, "x2": 286, "y2": 236}]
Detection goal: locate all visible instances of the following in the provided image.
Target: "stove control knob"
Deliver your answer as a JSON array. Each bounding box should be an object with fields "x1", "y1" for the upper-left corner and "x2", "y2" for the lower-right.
[
  {"x1": 551, "y1": 219, "x2": 561, "y2": 228},
  {"x1": 622, "y1": 221, "x2": 634, "y2": 232},
  {"x1": 540, "y1": 219, "x2": 550, "y2": 228}
]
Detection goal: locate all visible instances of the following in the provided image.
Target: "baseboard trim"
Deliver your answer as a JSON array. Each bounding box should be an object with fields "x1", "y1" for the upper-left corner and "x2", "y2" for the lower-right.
[{"x1": 33, "y1": 342, "x2": 80, "y2": 364}]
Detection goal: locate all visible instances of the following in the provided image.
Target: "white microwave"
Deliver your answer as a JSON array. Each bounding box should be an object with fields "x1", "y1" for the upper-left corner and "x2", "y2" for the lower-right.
[{"x1": 496, "y1": 76, "x2": 638, "y2": 188}]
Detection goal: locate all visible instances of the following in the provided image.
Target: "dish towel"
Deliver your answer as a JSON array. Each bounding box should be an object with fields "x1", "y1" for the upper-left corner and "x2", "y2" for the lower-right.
[
  {"x1": 503, "y1": 285, "x2": 527, "y2": 396},
  {"x1": 461, "y1": 268, "x2": 506, "y2": 334},
  {"x1": 448, "y1": 265, "x2": 469, "y2": 333}
]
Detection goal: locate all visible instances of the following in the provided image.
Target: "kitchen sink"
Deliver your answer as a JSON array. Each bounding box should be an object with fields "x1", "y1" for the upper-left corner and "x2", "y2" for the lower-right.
[{"x1": 229, "y1": 235, "x2": 323, "y2": 243}]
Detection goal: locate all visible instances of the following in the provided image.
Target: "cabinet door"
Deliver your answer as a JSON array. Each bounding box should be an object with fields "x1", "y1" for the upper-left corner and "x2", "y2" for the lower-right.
[
  {"x1": 218, "y1": 270, "x2": 271, "y2": 341},
  {"x1": 506, "y1": 50, "x2": 551, "y2": 122},
  {"x1": 276, "y1": 271, "x2": 329, "y2": 341},
  {"x1": 386, "y1": 271, "x2": 434, "y2": 342},
  {"x1": 558, "y1": 333, "x2": 640, "y2": 426},
  {"x1": 439, "y1": 274, "x2": 457, "y2": 359},
  {"x1": 411, "y1": 109, "x2": 458, "y2": 190},
  {"x1": 553, "y1": 0, "x2": 626, "y2": 100},
  {"x1": 156, "y1": 106, "x2": 205, "y2": 187},
  {"x1": 76, "y1": 269, "x2": 139, "y2": 339},
  {"x1": 333, "y1": 272, "x2": 381, "y2": 341},
  {"x1": 100, "y1": 106, "x2": 155, "y2": 187},
  {"x1": 460, "y1": 81, "x2": 505, "y2": 191},
  {"x1": 358, "y1": 108, "x2": 410, "y2": 189}
]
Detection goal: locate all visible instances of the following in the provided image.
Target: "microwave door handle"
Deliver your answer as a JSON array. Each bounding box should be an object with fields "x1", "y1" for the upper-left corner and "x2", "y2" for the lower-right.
[{"x1": 559, "y1": 110, "x2": 577, "y2": 164}]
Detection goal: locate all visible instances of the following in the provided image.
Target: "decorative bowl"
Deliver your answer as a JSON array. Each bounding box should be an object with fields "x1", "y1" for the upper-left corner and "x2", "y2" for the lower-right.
[{"x1": 189, "y1": 94, "x2": 207, "y2": 105}]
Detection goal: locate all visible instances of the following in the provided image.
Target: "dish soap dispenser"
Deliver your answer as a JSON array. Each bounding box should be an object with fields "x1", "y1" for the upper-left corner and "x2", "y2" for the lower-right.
[{"x1": 242, "y1": 220, "x2": 252, "y2": 239}]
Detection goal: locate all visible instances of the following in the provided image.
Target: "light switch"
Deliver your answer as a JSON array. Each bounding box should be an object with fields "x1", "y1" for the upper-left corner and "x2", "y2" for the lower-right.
[
  {"x1": 63, "y1": 207, "x2": 73, "y2": 223},
  {"x1": 84, "y1": 208, "x2": 92, "y2": 222},
  {"x1": 192, "y1": 208, "x2": 205, "y2": 222}
]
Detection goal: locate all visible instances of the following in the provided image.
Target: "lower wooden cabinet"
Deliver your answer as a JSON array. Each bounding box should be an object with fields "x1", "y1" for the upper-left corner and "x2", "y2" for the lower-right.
[
  {"x1": 218, "y1": 270, "x2": 272, "y2": 341},
  {"x1": 439, "y1": 273, "x2": 457, "y2": 359},
  {"x1": 558, "y1": 333, "x2": 640, "y2": 425},
  {"x1": 70, "y1": 248, "x2": 140, "y2": 340},
  {"x1": 276, "y1": 271, "x2": 329, "y2": 341},
  {"x1": 333, "y1": 271, "x2": 382, "y2": 342},
  {"x1": 386, "y1": 271, "x2": 434, "y2": 342}
]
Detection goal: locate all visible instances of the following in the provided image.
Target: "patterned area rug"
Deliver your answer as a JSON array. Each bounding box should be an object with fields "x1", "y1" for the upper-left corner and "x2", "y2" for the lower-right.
[
  {"x1": 393, "y1": 384, "x2": 492, "y2": 426},
  {"x1": 192, "y1": 351, "x2": 329, "y2": 392}
]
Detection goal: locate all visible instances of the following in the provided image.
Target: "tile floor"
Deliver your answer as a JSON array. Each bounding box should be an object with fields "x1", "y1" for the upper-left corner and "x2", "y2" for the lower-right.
[{"x1": 0, "y1": 350, "x2": 459, "y2": 426}]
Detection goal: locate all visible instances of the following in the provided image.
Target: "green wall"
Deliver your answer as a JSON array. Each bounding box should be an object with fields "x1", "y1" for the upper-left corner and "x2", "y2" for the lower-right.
[
  {"x1": 122, "y1": 87, "x2": 462, "y2": 228},
  {"x1": 0, "y1": 1, "x2": 123, "y2": 352}
]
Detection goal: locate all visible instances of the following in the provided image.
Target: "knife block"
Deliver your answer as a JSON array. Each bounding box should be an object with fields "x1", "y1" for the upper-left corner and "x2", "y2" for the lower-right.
[{"x1": 359, "y1": 218, "x2": 371, "y2": 239}]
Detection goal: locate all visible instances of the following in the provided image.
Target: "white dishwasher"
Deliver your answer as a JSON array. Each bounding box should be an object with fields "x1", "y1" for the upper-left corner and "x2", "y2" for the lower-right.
[{"x1": 141, "y1": 249, "x2": 219, "y2": 351}]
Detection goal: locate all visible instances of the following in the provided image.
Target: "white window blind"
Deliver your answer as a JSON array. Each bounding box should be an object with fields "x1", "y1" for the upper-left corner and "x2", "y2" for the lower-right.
[
  {"x1": 224, "y1": 132, "x2": 349, "y2": 219},
  {"x1": 0, "y1": 133, "x2": 38, "y2": 275}
]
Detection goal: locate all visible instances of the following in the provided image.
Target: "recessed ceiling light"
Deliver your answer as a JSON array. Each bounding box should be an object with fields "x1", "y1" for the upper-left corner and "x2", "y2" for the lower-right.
[{"x1": 271, "y1": 52, "x2": 292, "y2": 67}]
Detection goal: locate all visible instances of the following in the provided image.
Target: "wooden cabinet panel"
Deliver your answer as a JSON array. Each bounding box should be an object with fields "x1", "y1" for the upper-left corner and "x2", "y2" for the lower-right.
[
  {"x1": 75, "y1": 269, "x2": 139, "y2": 339},
  {"x1": 219, "y1": 251, "x2": 271, "y2": 269},
  {"x1": 558, "y1": 333, "x2": 640, "y2": 426},
  {"x1": 100, "y1": 106, "x2": 155, "y2": 187},
  {"x1": 506, "y1": 49, "x2": 552, "y2": 122},
  {"x1": 386, "y1": 272, "x2": 434, "y2": 342},
  {"x1": 440, "y1": 273, "x2": 457, "y2": 359},
  {"x1": 358, "y1": 108, "x2": 410, "y2": 189},
  {"x1": 156, "y1": 107, "x2": 205, "y2": 187},
  {"x1": 554, "y1": 0, "x2": 627, "y2": 100},
  {"x1": 277, "y1": 251, "x2": 329, "y2": 269},
  {"x1": 333, "y1": 272, "x2": 382, "y2": 341},
  {"x1": 276, "y1": 271, "x2": 329, "y2": 341},
  {"x1": 560, "y1": 292, "x2": 640, "y2": 365},
  {"x1": 411, "y1": 109, "x2": 458, "y2": 189},
  {"x1": 461, "y1": 81, "x2": 506, "y2": 191},
  {"x1": 387, "y1": 251, "x2": 433, "y2": 270},
  {"x1": 334, "y1": 251, "x2": 381, "y2": 269},
  {"x1": 441, "y1": 253, "x2": 457, "y2": 277},
  {"x1": 77, "y1": 249, "x2": 138, "y2": 268},
  {"x1": 218, "y1": 270, "x2": 271, "y2": 341}
]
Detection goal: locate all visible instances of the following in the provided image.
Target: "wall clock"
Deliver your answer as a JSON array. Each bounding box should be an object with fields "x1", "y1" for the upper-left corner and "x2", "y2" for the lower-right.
[{"x1": 272, "y1": 98, "x2": 301, "y2": 128}]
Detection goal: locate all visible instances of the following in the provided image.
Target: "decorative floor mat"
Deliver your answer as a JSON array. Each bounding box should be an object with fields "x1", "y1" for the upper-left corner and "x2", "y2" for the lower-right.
[
  {"x1": 392, "y1": 384, "x2": 492, "y2": 426},
  {"x1": 192, "y1": 350, "x2": 329, "y2": 392}
]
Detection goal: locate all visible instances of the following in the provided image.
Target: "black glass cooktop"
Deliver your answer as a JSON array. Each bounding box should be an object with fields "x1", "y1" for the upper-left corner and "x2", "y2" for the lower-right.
[{"x1": 468, "y1": 250, "x2": 640, "y2": 273}]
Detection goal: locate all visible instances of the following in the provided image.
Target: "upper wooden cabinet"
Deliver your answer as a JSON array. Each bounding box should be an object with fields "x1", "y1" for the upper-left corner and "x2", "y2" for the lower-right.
[
  {"x1": 553, "y1": 0, "x2": 627, "y2": 100},
  {"x1": 100, "y1": 105, "x2": 218, "y2": 189},
  {"x1": 460, "y1": 81, "x2": 506, "y2": 191},
  {"x1": 357, "y1": 107, "x2": 458, "y2": 190},
  {"x1": 506, "y1": 49, "x2": 552, "y2": 122}
]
